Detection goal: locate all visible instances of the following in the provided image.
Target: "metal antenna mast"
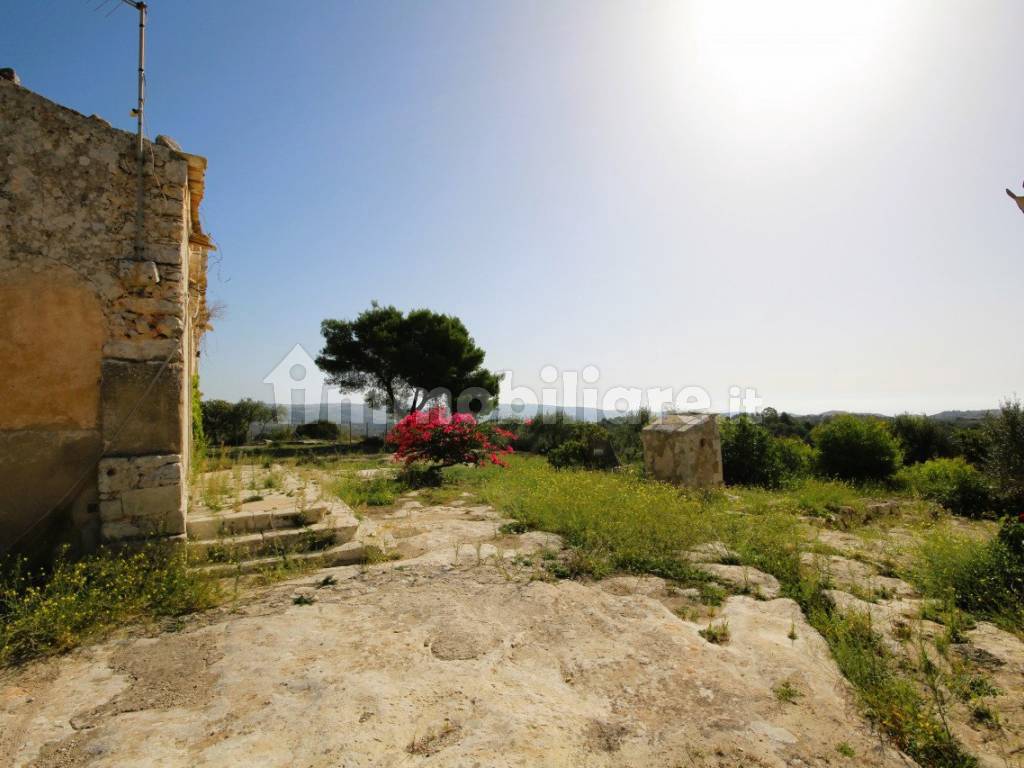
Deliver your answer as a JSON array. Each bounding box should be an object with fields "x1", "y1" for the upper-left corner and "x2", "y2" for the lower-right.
[{"x1": 120, "y1": 0, "x2": 148, "y2": 259}]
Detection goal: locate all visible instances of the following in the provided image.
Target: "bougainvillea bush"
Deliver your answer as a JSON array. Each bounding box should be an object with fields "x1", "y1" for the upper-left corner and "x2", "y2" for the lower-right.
[{"x1": 386, "y1": 407, "x2": 515, "y2": 473}]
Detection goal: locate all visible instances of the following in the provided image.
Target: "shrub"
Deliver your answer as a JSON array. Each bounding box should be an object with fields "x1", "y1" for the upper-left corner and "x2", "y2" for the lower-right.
[
  {"x1": 201, "y1": 398, "x2": 276, "y2": 446},
  {"x1": 191, "y1": 374, "x2": 206, "y2": 470},
  {"x1": 600, "y1": 409, "x2": 651, "y2": 464},
  {"x1": 0, "y1": 547, "x2": 219, "y2": 666},
  {"x1": 909, "y1": 518, "x2": 1024, "y2": 631},
  {"x1": 513, "y1": 412, "x2": 576, "y2": 454},
  {"x1": 263, "y1": 424, "x2": 295, "y2": 442},
  {"x1": 294, "y1": 420, "x2": 341, "y2": 441},
  {"x1": 896, "y1": 458, "x2": 993, "y2": 517},
  {"x1": 812, "y1": 415, "x2": 902, "y2": 483},
  {"x1": 776, "y1": 437, "x2": 815, "y2": 479},
  {"x1": 720, "y1": 416, "x2": 811, "y2": 488},
  {"x1": 546, "y1": 423, "x2": 618, "y2": 470},
  {"x1": 952, "y1": 426, "x2": 990, "y2": 467},
  {"x1": 890, "y1": 414, "x2": 954, "y2": 465},
  {"x1": 386, "y1": 407, "x2": 515, "y2": 470},
  {"x1": 984, "y1": 398, "x2": 1024, "y2": 513}
]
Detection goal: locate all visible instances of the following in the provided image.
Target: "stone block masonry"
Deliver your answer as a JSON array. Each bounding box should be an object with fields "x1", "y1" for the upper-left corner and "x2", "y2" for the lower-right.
[
  {"x1": 641, "y1": 412, "x2": 724, "y2": 488},
  {"x1": 0, "y1": 71, "x2": 212, "y2": 555}
]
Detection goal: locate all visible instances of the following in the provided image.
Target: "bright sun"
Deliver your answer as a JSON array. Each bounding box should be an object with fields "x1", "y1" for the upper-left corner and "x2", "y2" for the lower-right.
[{"x1": 676, "y1": 1, "x2": 919, "y2": 133}]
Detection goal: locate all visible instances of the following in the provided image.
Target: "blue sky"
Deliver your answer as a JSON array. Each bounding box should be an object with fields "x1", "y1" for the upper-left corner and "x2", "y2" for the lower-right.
[{"x1": 5, "y1": 1, "x2": 1023, "y2": 415}]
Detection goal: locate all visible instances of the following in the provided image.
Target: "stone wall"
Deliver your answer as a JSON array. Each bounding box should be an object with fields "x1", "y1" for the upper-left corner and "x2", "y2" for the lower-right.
[
  {"x1": 640, "y1": 413, "x2": 724, "y2": 488},
  {"x1": 0, "y1": 76, "x2": 210, "y2": 555}
]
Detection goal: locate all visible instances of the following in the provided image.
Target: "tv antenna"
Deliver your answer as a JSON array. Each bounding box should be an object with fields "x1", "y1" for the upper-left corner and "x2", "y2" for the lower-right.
[{"x1": 118, "y1": 0, "x2": 148, "y2": 259}]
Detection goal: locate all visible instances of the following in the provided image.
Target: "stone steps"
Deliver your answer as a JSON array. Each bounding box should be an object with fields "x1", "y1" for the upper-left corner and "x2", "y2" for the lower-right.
[
  {"x1": 196, "y1": 540, "x2": 367, "y2": 577},
  {"x1": 186, "y1": 498, "x2": 363, "y2": 572},
  {"x1": 186, "y1": 505, "x2": 329, "y2": 540}
]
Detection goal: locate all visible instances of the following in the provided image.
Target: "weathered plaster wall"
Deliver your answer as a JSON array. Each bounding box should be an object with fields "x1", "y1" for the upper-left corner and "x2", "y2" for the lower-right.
[
  {"x1": 0, "y1": 269, "x2": 105, "y2": 550},
  {"x1": 0, "y1": 76, "x2": 209, "y2": 554}
]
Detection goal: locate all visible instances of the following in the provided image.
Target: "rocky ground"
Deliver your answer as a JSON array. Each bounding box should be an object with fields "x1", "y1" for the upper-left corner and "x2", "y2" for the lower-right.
[{"x1": 2, "y1": 491, "x2": 1022, "y2": 767}]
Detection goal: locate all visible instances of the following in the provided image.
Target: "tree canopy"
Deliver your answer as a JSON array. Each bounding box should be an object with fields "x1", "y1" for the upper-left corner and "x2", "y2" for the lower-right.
[
  {"x1": 201, "y1": 398, "x2": 276, "y2": 446},
  {"x1": 316, "y1": 303, "x2": 501, "y2": 415}
]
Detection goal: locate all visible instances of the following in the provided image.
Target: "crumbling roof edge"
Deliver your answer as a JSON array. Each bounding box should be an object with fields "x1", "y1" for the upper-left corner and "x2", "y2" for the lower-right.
[{"x1": 170, "y1": 149, "x2": 215, "y2": 251}]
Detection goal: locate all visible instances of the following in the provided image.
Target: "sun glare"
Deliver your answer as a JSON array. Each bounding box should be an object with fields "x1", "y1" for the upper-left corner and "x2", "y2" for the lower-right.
[{"x1": 678, "y1": 1, "x2": 919, "y2": 136}]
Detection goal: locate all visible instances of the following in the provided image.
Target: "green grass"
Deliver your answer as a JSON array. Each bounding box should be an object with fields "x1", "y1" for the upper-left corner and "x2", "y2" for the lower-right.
[
  {"x1": 699, "y1": 620, "x2": 730, "y2": 644},
  {"x1": 475, "y1": 454, "x2": 802, "y2": 581},
  {"x1": 806, "y1": 605, "x2": 976, "y2": 768},
  {"x1": 787, "y1": 478, "x2": 867, "y2": 517},
  {"x1": 773, "y1": 680, "x2": 802, "y2": 703},
  {"x1": 471, "y1": 456, "x2": 981, "y2": 768},
  {"x1": 330, "y1": 476, "x2": 398, "y2": 508},
  {"x1": 0, "y1": 547, "x2": 219, "y2": 667},
  {"x1": 907, "y1": 524, "x2": 1024, "y2": 633}
]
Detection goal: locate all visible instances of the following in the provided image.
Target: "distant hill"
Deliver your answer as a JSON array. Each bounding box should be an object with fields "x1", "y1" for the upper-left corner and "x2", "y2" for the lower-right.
[
  {"x1": 927, "y1": 409, "x2": 998, "y2": 423},
  {"x1": 248, "y1": 401, "x2": 1001, "y2": 429}
]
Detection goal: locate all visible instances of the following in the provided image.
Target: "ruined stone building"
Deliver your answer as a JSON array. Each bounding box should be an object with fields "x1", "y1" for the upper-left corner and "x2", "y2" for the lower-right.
[
  {"x1": 640, "y1": 412, "x2": 724, "y2": 488},
  {"x1": 0, "y1": 71, "x2": 212, "y2": 556}
]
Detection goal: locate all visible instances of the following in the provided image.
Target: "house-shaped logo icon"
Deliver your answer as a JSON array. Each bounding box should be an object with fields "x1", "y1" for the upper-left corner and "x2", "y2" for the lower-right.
[{"x1": 262, "y1": 343, "x2": 326, "y2": 423}]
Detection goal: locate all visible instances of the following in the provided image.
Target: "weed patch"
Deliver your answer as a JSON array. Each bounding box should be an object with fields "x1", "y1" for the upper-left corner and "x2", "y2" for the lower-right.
[{"x1": 0, "y1": 547, "x2": 219, "y2": 667}]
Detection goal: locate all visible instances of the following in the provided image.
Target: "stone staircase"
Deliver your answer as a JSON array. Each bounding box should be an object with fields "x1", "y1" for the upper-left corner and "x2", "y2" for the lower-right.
[{"x1": 187, "y1": 479, "x2": 365, "y2": 576}]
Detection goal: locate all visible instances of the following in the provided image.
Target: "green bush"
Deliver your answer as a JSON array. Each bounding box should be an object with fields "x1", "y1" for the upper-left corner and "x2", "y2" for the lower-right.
[
  {"x1": 600, "y1": 409, "x2": 651, "y2": 464},
  {"x1": 896, "y1": 458, "x2": 992, "y2": 518},
  {"x1": 547, "y1": 439, "x2": 590, "y2": 469},
  {"x1": 776, "y1": 437, "x2": 815, "y2": 480},
  {"x1": 909, "y1": 518, "x2": 1024, "y2": 631},
  {"x1": 0, "y1": 547, "x2": 219, "y2": 666},
  {"x1": 812, "y1": 415, "x2": 902, "y2": 483},
  {"x1": 984, "y1": 398, "x2": 1024, "y2": 513},
  {"x1": 191, "y1": 374, "x2": 206, "y2": 469},
  {"x1": 890, "y1": 414, "x2": 953, "y2": 465},
  {"x1": 294, "y1": 419, "x2": 341, "y2": 441},
  {"x1": 720, "y1": 416, "x2": 812, "y2": 488},
  {"x1": 545, "y1": 423, "x2": 618, "y2": 470},
  {"x1": 513, "y1": 412, "x2": 576, "y2": 454},
  {"x1": 201, "y1": 398, "x2": 277, "y2": 446}
]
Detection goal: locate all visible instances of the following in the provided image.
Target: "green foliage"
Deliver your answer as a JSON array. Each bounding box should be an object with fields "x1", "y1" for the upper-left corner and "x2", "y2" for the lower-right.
[
  {"x1": 190, "y1": 374, "x2": 206, "y2": 469},
  {"x1": 699, "y1": 620, "x2": 730, "y2": 644},
  {"x1": 317, "y1": 302, "x2": 501, "y2": 415},
  {"x1": 809, "y1": 608, "x2": 976, "y2": 768},
  {"x1": 786, "y1": 478, "x2": 866, "y2": 517},
  {"x1": 0, "y1": 547, "x2": 219, "y2": 667},
  {"x1": 546, "y1": 423, "x2": 618, "y2": 470},
  {"x1": 952, "y1": 426, "x2": 989, "y2": 467},
  {"x1": 896, "y1": 458, "x2": 993, "y2": 518},
  {"x1": 329, "y1": 476, "x2": 398, "y2": 508},
  {"x1": 600, "y1": 408, "x2": 651, "y2": 464},
  {"x1": 201, "y1": 398, "x2": 276, "y2": 447},
  {"x1": 812, "y1": 415, "x2": 902, "y2": 482},
  {"x1": 891, "y1": 414, "x2": 954, "y2": 465},
  {"x1": 472, "y1": 458, "x2": 979, "y2": 765},
  {"x1": 760, "y1": 407, "x2": 814, "y2": 441},
  {"x1": 775, "y1": 437, "x2": 815, "y2": 478},
  {"x1": 836, "y1": 742, "x2": 856, "y2": 758},
  {"x1": 474, "y1": 456, "x2": 804, "y2": 582},
  {"x1": 908, "y1": 518, "x2": 1024, "y2": 631},
  {"x1": 774, "y1": 680, "x2": 802, "y2": 703},
  {"x1": 294, "y1": 419, "x2": 341, "y2": 441},
  {"x1": 721, "y1": 416, "x2": 781, "y2": 486},
  {"x1": 720, "y1": 416, "x2": 812, "y2": 488},
  {"x1": 984, "y1": 398, "x2": 1024, "y2": 512},
  {"x1": 470, "y1": 455, "x2": 979, "y2": 766},
  {"x1": 512, "y1": 412, "x2": 576, "y2": 454}
]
